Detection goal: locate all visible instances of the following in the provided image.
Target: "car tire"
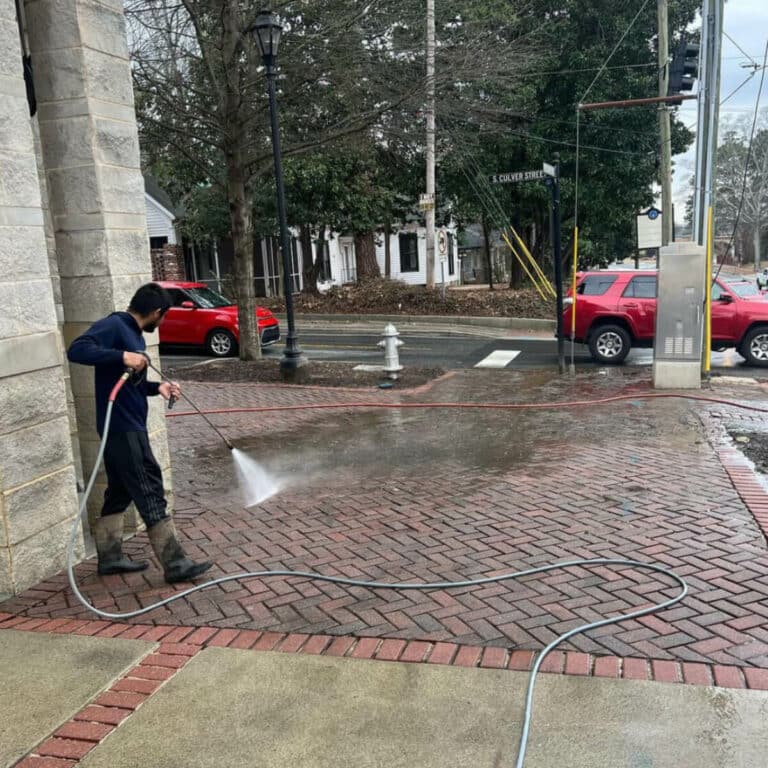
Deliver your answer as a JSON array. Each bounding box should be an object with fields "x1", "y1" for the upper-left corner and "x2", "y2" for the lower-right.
[
  {"x1": 741, "y1": 326, "x2": 768, "y2": 367},
  {"x1": 588, "y1": 324, "x2": 631, "y2": 364},
  {"x1": 206, "y1": 329, "x2": 237, "y2": 358}
]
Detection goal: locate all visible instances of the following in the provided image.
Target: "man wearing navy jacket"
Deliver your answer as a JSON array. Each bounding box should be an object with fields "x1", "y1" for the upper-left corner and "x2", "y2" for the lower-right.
[{"x1": 68, "y1": 283, "x2": 212, "y2": 583}]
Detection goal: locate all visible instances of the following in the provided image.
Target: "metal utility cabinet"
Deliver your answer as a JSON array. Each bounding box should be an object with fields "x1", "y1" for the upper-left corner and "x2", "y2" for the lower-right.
[{"x1": 652, "y1": 243, "x2": 706, "y2": 389}]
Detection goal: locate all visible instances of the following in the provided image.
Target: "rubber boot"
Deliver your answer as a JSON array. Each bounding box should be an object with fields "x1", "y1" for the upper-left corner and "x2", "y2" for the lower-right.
[
  {"x1": 95, "y1": 515, "x2": 149, "y2": 575},
  {"x1": 148, "y1": 518, "x2": 213, "y2": 584}
]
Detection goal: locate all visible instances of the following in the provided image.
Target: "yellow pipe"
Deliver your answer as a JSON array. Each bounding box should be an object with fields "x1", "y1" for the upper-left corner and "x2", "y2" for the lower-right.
[
  {"x1": 571, "y1": 226, "x2": 579, "y2": 339},
  {"x1": 511, "y1": 227, "x2": 556, "y2": 298},
  {"x1": 704, "y1": 207, "x2": 713, "y2": 374},
  {"x1": 501, "y1": 231, "x2": 547, "y2": 301},
  {"x1": 509, "y1": 226, "x2": 556, "y2": 298}
]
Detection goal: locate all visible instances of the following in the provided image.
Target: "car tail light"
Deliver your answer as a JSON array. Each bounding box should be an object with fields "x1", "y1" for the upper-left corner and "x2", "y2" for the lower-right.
[{"x1": 256, "y1": 307, "x2": 274, "y2": 318}]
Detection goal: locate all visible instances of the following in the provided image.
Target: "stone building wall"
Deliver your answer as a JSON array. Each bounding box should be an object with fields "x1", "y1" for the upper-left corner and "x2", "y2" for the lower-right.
[
  {"x1": 0, "y1": 0, "x2": 82, "y2": 598},
  {"x1": 25, "y1": 0, "x2": 174, "y2": 535},
  {"x1": 0, "y1": 0, "x2": 175, "y2": 597}
]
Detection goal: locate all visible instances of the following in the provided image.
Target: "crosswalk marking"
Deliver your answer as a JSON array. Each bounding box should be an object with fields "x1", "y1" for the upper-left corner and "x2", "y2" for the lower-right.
[{"x1": 474, "y1": 350, "x2": 521, "y2": 368}]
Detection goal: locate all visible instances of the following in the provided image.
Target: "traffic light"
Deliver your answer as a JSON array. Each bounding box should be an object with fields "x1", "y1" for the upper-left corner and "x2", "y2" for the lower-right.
[{"x1": 668, "y1": 40, "x2": 699, "y2": 102}]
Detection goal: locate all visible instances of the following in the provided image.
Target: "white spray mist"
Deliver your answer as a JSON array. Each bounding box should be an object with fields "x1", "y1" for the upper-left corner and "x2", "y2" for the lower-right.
[{"x1": 231, "y1": 448, "x2": 281, "y2": 507}]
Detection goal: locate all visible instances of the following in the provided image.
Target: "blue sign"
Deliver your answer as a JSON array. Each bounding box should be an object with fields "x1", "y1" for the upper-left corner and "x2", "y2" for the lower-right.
[{"x1": 647, "y1": 208, "x2": 660, "y2": 220}]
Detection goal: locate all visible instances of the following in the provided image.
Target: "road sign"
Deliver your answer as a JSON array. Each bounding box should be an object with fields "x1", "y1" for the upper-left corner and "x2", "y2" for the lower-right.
[
  {"x1": 542, "y1": 162, "x2": 557, "y2": 178},
  {"x1": 636, "y1": 207, "x2": 662, "y2": 249},
  {"x1": 419, "y1": 193, "x2": 435, "y2": 211},
  {"x1": 437, "y1": 230, "x2": 447, "y2": 255},
  {"x1": 490, "y1": 170, "x2": 546, "y2": 184}
]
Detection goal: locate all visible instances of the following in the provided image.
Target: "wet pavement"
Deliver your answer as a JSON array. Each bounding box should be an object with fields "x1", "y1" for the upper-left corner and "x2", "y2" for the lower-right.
[{"x1": 4, "y1": 368, "x2": 768, "y2": 669}]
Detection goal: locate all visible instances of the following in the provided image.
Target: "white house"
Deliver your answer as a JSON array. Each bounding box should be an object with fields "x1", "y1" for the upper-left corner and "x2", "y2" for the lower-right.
[
  {"x1": 144, "y1": 175, "x2": 180, "y2": 249},
  {"x1": 316, "y1": 224, "x2": 461, "y2": 291}
]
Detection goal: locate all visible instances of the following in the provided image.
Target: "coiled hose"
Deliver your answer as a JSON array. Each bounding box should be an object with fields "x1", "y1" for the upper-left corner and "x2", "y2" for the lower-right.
[{"x1": 69, "y1": 370, "x2": 768, "y2": 767}]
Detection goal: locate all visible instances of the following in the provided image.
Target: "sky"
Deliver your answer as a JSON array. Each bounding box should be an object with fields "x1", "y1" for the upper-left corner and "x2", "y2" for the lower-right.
[{"x1": 671, "y1": 0, "x2": 768, "y2": 221}]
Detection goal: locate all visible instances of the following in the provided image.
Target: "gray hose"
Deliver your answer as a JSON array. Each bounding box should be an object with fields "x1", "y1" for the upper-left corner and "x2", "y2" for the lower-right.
[{"x1": 67, "y1": 393, "x2": 688, "y2": 768}]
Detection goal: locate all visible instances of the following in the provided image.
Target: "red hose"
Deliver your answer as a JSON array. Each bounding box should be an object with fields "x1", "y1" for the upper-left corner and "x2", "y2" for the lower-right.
[
  {"x1": 165, "y1": 391, "x2": 768, "y2": 418},
  {"x1": 108, "y1": 372, "x2": 131, "y2": 402}
]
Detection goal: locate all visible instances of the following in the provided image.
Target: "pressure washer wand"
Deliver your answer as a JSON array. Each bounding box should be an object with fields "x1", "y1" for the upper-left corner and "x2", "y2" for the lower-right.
[{"x1": 145, "y1": 360, "x2": 233, "y2": 451}]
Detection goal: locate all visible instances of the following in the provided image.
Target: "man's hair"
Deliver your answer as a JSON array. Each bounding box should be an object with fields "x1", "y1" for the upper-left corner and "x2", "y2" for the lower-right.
[{"x1": 128, "y1": 283, "x2": 172, "y2": 317}]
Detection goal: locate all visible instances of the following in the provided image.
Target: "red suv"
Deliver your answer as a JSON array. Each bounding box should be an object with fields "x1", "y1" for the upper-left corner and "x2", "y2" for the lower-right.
[
  {"x1": 564, "y1": 270, "x2": 768, "y2": 367},
  {"x1": 158, "y1": 281, "x2": 280, "y2": 357}
]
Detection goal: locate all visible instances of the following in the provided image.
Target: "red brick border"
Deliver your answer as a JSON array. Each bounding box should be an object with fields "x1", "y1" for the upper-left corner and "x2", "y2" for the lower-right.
[
  {"x1": 3, "y1": 614, "x2": 766, "y2": 692},
  {"x1": 5, "y1": 613, "x2": 767, "y2": 768},
  {"x1": 717, "y1": 446, "x2": 768, "y2": 541},
  {"x1": 11, "y1": 635, "x2": 199, "y2": 768}
]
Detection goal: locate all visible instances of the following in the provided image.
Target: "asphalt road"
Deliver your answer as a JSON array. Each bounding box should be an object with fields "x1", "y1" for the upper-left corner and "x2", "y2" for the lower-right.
[{"x1": 160, "y1": 328, "x2": 768, "y2": 379}]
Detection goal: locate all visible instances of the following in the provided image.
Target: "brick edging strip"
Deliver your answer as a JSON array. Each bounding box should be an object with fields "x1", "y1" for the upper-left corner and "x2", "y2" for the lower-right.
[
  {"x1": 716, "y1": 446, "x2": 768, "y2": 542},
  {"x1": 4, "y1": 615, "x2": 768, "y2": 768}
]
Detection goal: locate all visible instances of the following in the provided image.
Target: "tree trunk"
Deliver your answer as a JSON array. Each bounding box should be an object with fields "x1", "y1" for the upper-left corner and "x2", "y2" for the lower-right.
[
  {"x1": 481, "y1": 214, "x2": 494, "y2": 291},
  {"x1": 226, "y1": 147, "x2": 260, "y2": 360},
  {"x1": 300, "y1": 224, "x2": 320, "y2": 295},
  {"x1": 222, "y1": 1, "x2": 259, "y2": 360},
  {"x1": 509, "y1": 248, "x2": 523, "y2": 289},
  {"x1": 755, "y1": 223, "x2": 762, "y2": 271},
  {"x1": 384, "y1": 219, "x2": 392, "y2": 278},
  {"x1": 353, "y1": 231, "x2": 380, "y2": 279}
]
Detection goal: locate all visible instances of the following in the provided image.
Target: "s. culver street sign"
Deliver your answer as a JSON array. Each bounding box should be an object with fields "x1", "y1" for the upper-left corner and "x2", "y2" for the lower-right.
[{"x1": 489, "y1": 169, "x2": 547, "y2": 184}]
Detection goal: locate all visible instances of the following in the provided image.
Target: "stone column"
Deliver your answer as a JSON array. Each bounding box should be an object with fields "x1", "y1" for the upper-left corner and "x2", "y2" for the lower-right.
[
  {"x1": 0, "y1": 4, "x2": 81, "y2": 598},
  {"x1": 26, "y1": 0, "x2": 173, "y2": 530}
]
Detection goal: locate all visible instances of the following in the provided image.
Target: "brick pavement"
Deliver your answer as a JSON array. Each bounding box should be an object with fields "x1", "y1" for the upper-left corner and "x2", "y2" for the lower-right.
[{"x1": 3, "y1": 370, "x2": 768, "y2": 669}]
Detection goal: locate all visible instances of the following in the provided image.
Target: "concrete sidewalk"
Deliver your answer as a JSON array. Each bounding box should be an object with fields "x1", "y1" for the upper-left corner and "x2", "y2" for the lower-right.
[
  {"x1": 0, "y1": 630, "x2": 151, "y2": 767},
  {"x1": 6, "y1": 629, "x2": 767, "y2": 768}
]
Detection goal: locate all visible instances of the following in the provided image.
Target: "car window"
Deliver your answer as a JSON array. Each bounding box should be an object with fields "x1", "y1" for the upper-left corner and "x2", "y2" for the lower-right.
[
  {"x1": 185, "y1": 287, "x2": 234, "y2": 308},
  {"x1": 577, "y1": 275, "x2": 617, "y2": 295},
  {"x1": 711, "y1": 282, "x2": 724, "y2": 301},
  {"x1": 728, "y1": 281, "x2": 761, "y2": 298},
  {"x1": 623, "y1": 276, "x2": 657, "y2": 299},
  {"x1": 165, "y1": 288, "x2": 186, "y2": 306}
]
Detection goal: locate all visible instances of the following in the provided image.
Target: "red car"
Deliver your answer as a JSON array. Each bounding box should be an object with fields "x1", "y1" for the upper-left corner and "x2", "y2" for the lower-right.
[
  {"x1": 157, "y1": 281, "x2": 280, "y2": 357},
  {"x1": 564, "y1": 270, "x2": 768, "y2": 367}
]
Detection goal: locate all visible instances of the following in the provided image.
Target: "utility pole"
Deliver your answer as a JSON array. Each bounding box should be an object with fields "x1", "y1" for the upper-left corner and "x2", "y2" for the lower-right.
[
  {"x1": 694, "y1": 0, "x2": 724, "y2": 246},
  {"x1": 548, "y1": 155, "x2": 565, "y2": 374},
  {"x1": 425, "y1": 0, "x2": 436, "y2": 289},
  {"x1": 658, "y1": 0, "x2": 673, "y2": 247}
]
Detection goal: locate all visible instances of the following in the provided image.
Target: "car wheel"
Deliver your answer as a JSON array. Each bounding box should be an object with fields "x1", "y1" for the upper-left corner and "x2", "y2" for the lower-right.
[
  {"x1": 742, "y1": 327, "x2": 768, "y2": 367},
  {"x1": 206, "y1": 329, "x2": 237, "y2": 357},
  {"x1": 588, "y1": 324, "x2": 631, "y2": 364}
]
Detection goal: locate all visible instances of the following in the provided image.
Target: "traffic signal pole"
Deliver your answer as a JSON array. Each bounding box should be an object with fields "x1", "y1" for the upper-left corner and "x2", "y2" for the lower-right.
[{"x1": 658, "y1": 0, "x2": 673, "y2": 248}]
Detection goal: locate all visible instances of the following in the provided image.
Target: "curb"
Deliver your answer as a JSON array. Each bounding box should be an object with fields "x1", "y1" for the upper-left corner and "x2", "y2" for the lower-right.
[
  {"x1": 717, "y1": 446, "x2": 768, "y2": 544},
  {"x1": 273, "y1": 312, "x2": 556, "y2": 331}
]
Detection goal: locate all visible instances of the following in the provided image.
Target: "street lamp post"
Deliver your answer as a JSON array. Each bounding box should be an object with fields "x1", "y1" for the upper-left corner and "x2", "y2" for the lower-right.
[{"x1": 251, "y1": 10, "x2": 307, "y2": 381}]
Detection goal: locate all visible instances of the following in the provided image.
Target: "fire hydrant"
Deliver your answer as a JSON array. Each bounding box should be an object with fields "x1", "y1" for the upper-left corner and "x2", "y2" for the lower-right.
[{"x1": 378, "y1": 323, "x2": 404, "y2": 380}]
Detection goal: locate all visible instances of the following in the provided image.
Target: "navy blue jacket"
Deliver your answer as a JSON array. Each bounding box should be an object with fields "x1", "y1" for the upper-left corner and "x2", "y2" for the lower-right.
[{"x1": 67, "y1": 312, "x2": 161, "y2": 435}]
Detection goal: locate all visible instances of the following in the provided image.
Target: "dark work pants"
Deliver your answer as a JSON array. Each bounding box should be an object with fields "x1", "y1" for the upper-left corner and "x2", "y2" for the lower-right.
[{"x1": 101, "y1": 431, "x2": 168, "y2": 528}]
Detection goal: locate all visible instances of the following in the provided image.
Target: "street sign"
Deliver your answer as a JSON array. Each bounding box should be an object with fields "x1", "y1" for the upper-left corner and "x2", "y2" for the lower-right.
[
  {"x1": 437, "y1": 230, "x2": 447, "y2": 255},
  {"x1": 636, "y1": 207, "x2": 662, "y2": 250},
  {"x1": 490, "y1": 170, "x2": 546, "y2": 184},
  {"x1": 419, "y1": 193, "x2": 435, "y2": 211},
  {"x1": 542, "y1": 162, "x2": 557, "y2": 178}
]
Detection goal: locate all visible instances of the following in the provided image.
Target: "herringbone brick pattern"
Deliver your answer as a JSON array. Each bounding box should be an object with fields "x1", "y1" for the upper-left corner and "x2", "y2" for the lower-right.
[{"x1": 4, "y1": 372, "x2": 768, "y2": 668}]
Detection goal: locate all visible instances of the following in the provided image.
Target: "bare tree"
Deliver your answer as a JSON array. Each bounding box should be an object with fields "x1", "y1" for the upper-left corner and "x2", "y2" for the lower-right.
[{"x1": 716, "y1": 111, "x2": 768, "y2": 269}]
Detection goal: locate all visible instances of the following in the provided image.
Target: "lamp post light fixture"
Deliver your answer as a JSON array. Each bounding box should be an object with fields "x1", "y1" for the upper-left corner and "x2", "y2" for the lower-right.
[{"x1": 251, "y1": 10, "x2": 307, "y2": 381}]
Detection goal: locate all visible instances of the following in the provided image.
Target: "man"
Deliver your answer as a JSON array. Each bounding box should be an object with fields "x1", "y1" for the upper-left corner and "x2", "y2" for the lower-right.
[{"x1": 68, "y1": 283, "x2": 212, "y2": 583}]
